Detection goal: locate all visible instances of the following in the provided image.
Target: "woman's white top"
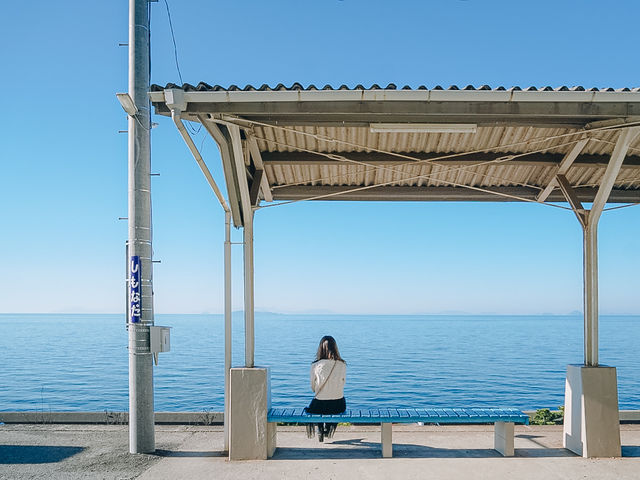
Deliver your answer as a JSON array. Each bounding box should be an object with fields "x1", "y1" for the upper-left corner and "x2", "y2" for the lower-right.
[{"x1": 310, "y1": 359, "x2": 347, "y2": 400}]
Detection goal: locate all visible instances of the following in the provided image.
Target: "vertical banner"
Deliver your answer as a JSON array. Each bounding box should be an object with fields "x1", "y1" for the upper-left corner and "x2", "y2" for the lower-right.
[{"x1": 129, "y1": 255, "x2": 141, "y2": 323}]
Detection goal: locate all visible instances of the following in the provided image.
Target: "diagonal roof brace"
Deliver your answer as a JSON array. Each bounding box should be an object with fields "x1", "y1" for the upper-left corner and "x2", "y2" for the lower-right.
[
  {"x1": 163, "y1": 89, "x2": 231, "y2": 217},
  {"x1": 227, "y1": 123, "x2": 254, "y2": 227},
  {"x1": 590, "y1": 126, "x2": 640, "y2": 225},
  {"x1": 554, "y1": 127, "x2": 640, "y2": 226},
  {"x1": 198, "y1": 118, "x2": 244, "y2": 227},
  {"x1": 247, "y1": 135, "x2": 273, "y2": 203},
  {"x1": 536, "y1": 138, "x2": 589, "y2": 203}
]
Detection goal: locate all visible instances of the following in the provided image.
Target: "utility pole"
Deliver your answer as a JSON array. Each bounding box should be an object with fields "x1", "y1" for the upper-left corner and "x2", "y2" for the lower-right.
[{"x1": 127, "y1": 0, "x2": 155, "y2": 454}]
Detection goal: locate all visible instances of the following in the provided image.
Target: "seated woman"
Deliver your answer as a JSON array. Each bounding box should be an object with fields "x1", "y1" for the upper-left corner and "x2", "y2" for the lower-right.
[{"x1": 305, "y1": 335, "x2": 347, "y2": 442}]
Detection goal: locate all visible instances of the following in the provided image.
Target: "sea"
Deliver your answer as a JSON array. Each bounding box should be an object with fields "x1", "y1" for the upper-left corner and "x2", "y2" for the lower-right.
[{"x1": 1, "y1": 313, "x2": 639, "y2": 412}]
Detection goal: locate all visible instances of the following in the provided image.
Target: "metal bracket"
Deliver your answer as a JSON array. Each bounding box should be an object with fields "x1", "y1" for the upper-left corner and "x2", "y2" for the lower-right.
[{"x1": 556, "y1": 174, "x2": 587, "y2": 227}]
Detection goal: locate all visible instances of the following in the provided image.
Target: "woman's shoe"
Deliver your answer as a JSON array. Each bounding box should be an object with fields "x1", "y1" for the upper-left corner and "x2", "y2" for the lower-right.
[{"x1": 325, "y1": 424, "x2": 337, "y2": 438}]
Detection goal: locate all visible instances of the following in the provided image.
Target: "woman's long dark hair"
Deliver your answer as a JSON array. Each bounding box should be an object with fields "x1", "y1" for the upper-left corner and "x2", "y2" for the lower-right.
[{"x1": 314, "y1": 335, "x2": 345, "y2": 363}]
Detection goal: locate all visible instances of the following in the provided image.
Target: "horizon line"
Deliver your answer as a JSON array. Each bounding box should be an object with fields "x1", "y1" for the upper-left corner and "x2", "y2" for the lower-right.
[{"x1": 2, "y1": 311, "x2": 640, "y2": 317}]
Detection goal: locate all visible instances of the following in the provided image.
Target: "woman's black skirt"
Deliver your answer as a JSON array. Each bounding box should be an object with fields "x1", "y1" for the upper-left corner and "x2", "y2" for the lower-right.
[{"x1": 305, "y1": 397, "x2": 346, "y2": 415}]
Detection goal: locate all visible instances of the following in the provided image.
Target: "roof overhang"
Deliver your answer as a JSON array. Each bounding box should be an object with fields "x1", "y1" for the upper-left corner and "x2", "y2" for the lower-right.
[{"x1": 150, "y1": 84, "x2": 640, "y2": 227}]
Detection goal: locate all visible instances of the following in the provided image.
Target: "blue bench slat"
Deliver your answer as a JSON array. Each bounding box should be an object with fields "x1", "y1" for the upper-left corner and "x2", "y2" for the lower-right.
[
  {"x1": 414, "y1": 408, "x2": 427, "y2": 417},
  {"x1": 442, "y1": 408, "x2": 457, "y2": 418},
  {"x1": 267, "y1": 406, "x2": 528, "y2": 425}
]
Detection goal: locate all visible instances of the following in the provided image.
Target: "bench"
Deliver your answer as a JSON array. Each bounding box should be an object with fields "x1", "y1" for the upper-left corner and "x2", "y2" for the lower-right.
[{"x1": 267, "y1": 407, "x2": 530, "y2": 458}]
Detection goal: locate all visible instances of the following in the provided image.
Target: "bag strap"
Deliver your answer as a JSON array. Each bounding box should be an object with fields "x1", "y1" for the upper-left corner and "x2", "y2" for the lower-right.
[{"x1": 315, "y1": 360, "x2": 338, "y2": 397}]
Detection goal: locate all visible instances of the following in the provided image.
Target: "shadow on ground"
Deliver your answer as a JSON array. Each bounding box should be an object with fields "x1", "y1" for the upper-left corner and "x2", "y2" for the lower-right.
[
  {"x1": 154, "y1": 449, "x2": 226, "y2": 458},
  {"x1": 270, "y1": 438, "x2": 575, "y2": 460},
  {"x1": 0, "y1": 445, "x2": 85, "y2": 464}
]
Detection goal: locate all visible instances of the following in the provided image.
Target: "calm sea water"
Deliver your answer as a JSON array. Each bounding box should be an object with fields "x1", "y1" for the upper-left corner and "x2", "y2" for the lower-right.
[{"x1": 1, "y1": 313, "x2": 639, "y2": 412}]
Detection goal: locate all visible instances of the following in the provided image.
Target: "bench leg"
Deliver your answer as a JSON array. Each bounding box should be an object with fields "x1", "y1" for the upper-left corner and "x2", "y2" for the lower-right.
[
  {"x1": 267, "y1": 422, "x2": 277, "y2": 458},
  {"x1": 381, "y1": 423, "x2": 393, "y2": 458},
  {"x1": 494, "y1": 421, "x2": 514, "y2": 456}
]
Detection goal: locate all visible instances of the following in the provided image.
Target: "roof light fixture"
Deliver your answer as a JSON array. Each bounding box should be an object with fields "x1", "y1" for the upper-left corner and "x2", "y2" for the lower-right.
[
  {"x1": 116, "y1": 92, "x2": 138, "y2": 116},
  {"x1": 370, "y1": 123, "x2": 477, "y2": 134}
]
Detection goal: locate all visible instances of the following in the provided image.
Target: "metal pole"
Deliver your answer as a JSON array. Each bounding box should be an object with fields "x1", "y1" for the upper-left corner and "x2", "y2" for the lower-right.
[
  {"x1": 166, "y1": 106, "x2": 234, "y2": 450},
  {"x1": 244, "y1": 210, "x2": 255, "y2": 368},
  {"x1": 583, "y1": 218, "x2": 598, "y2": 366},
  {"x1": 578, "y1": 127, "x2": 640, "y2": 368},
  {"x1": 223, "y1": 210, "x2": 232, "y2": 450},
  {"x1": 128, "y1": 0, "x2": 155, "y2": 454}
]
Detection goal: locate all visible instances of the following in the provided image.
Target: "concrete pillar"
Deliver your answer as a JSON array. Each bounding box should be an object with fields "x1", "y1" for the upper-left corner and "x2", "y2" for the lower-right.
[
  {"x1": 563, "y1": 364, "x2": 621, "y2": 457},
  {"x1": 229, "y1": 367, "x2": 270, "y2": 460}
]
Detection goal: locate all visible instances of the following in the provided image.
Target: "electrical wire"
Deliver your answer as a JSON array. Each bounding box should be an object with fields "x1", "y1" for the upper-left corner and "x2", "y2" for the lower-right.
[
  {"x1": 252, "y1": 134, "x2": 582, "y2": 194},
  {"x1": 603, "y1": 202, "x2": 640, "y2": 212},
  {"x1": 213, "y1": 116, "x2": 640, "y2": 209},
  {"x1": 163, "y1": 0, "x2": 183, "y2": 85},
  {"x1": 163, "y1": 0, "x2": 201, "y2": 135}
]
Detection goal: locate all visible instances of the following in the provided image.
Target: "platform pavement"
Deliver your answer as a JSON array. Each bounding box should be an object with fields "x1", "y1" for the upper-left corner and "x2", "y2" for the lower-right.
[{"x1": 1, "y1": 424, "x2": 640, "y2": 479}]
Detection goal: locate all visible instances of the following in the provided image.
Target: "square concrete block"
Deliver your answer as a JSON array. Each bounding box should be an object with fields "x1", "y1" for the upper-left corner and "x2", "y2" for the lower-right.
[
  {"x1": 563, "y1": 364, "x2": 621, "y2": 458},
  {"x1": 229, "y1": 367, "x2": 270, "y2": 460}
]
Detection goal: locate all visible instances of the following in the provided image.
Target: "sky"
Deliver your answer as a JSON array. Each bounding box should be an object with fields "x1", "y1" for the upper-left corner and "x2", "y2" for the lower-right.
[{"x1": 2, "y1": 0, "x2": 640, "y2": 315}]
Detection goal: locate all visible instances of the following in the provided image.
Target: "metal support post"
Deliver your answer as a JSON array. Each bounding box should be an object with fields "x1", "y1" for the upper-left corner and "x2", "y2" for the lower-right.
[
  {"x1": 583, "y1": 218, "x2": 598, "y2": 366},
  {"x1": 127, "y1": 0, "x2": 154, "y2": 454},
  {"x1": 556, "y1": 127, "x2": 640, "y2": 367},
  {"x1": 166, "y1": 100, "x2": 234, "y2": 450},
  {"x1": 224, "y1": 210, "x2": 232, "y2": 450},
  {"x1": 244, "y1": 209, "x2": 255, "y2": 368}
]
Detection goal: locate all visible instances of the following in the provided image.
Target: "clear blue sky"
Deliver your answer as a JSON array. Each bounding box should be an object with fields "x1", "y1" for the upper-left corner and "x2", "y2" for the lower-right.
[{"x1": 2, "y1": 0, "x2": 640, "y2": 314}]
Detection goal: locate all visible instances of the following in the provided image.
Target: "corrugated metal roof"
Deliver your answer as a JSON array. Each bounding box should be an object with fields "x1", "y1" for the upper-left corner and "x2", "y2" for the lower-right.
[{"x1": 151, "y1": 82, "x2": 640, "y2": 93}]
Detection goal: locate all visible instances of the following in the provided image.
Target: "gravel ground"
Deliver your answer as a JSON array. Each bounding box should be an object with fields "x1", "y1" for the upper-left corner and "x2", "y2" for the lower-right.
[
  {"x1": 2, "y1": 424, "x2": 640, "y2": 480},
  {"x1": 0, "y1": 424, "x2": 194, "y2": 480}
]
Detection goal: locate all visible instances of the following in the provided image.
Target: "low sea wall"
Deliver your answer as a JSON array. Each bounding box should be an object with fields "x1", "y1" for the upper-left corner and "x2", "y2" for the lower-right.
[
  {"x1": 0, "y1": 411, "x2": 224, "y2": 425},
  {"x1": 1, "y1": 410, "x2": 640, "y2": 425}
]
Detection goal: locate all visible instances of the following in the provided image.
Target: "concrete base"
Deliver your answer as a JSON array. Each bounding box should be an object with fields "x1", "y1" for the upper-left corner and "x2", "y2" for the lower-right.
[
  {"x1": 229, "y1": 367, "x2": 271, "y2": 460},
  {"x1": 563, "y1": 364, "x2": 621, "y2": 458}
]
